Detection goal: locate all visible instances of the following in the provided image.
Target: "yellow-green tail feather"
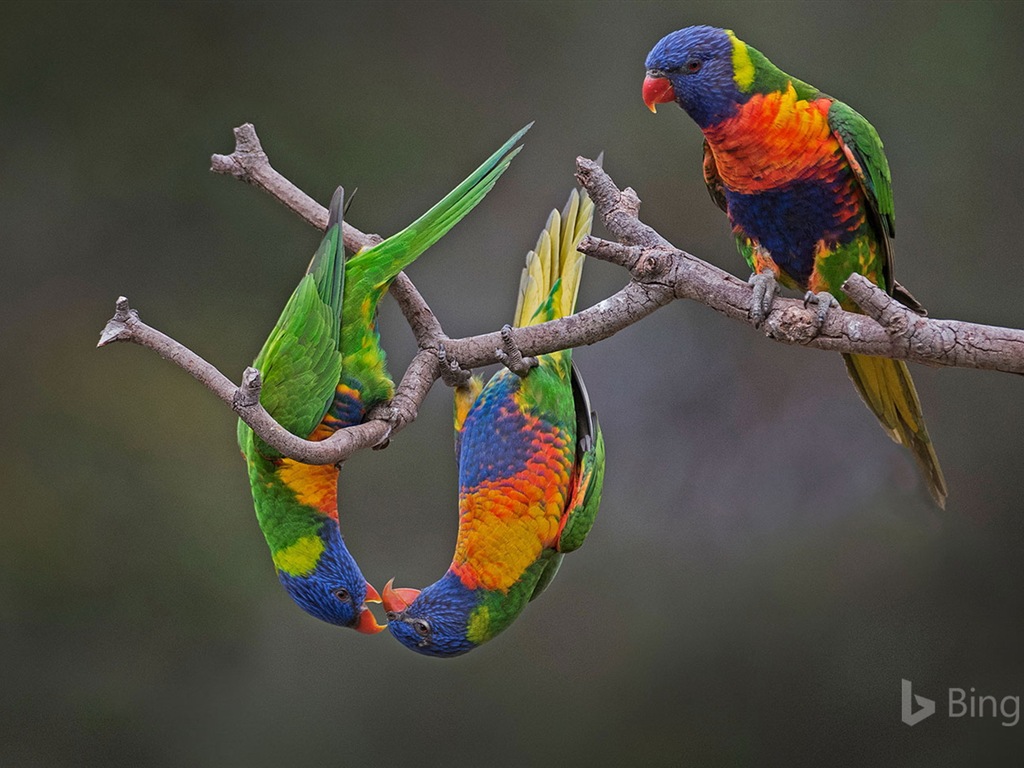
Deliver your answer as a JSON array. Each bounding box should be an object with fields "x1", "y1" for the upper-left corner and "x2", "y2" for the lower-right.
[
  {"x1": 513, "y1": 187, "x2": 594, "y2": 328},
  {"x1": 343, "y1": 123, "x2": 531, "y2": 327},
  {"x1": 843, "y1": 353, "x2": 948, "y2": 508}
]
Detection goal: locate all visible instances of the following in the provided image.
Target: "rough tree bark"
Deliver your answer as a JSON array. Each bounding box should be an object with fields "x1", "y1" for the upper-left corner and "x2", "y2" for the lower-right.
[{"x1": 98, "y1": 123, "x2": 1024, "y2": 465}]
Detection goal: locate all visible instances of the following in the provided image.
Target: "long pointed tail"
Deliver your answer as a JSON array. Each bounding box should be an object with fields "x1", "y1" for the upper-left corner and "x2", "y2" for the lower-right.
[
  {"x1": 842, "y1": 353, "x2": 947, "y2": 508},
  {"x1": 343, "y1": 123, "x2": 531, "y2": 320},
  {"x1": 335, "y1": 125, "x2": 530, "y2": 411},
  {"x1": 513, "y1": 186, "x2": 595, "y2": 328}
]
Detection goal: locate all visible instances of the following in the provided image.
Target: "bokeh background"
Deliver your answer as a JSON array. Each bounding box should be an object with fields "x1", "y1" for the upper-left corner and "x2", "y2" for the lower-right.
[{"x1": 4, "y1": 1, "x2": 1023, "y2": 764}]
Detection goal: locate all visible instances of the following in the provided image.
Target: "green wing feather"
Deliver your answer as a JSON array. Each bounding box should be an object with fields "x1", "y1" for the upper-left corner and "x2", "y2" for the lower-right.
[
  {"x1": 239, "y1": 188, "x2": 346, "y2": 453},
  {"x1": 556, "y1": 364, "x2": 606, "y2": 555},
  {"x1": 827, "y1": 101, "x2": 900, "y2": 295},
  {"x1": 533, "y1": 365, "x2": 605, "y2": 601},
  {"x1": 828, "y1": 100, "x2": 894, "y2": 237},
  {"x1": 557, "y1": 427, "x2": 605, "y2": 553},
  {"x1": 828, "y1": 100, "x2": 927, "y2": 312},
  {"x1": 529, "y1": 552, "x2": 563, "y2": 603}
]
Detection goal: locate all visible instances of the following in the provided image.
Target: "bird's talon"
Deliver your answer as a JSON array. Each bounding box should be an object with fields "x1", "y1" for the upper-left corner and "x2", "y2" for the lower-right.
[
  {"x1": 367, "y1": 404, "x2": 400, "y2": 450},
  {"x1": 803, "y1": 290, "x2": 839, "y2": 333},
  {"x1": 436, "y1": 343, "x2": 472, "y2": 388},
  {"x1": 496, "y1": 324, "x2": 537, "y2": 377},
  {"x1": 748, "y1": 272, "x2": 779, "y2": 328}
]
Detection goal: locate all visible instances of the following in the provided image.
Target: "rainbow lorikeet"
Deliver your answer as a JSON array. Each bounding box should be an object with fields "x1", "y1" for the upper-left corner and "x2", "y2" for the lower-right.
[
  {"x1": 237, "y1": 126, "x2": 529, "y2": 632},
  {"x1": 642, "y1": 26, "x2": 947, "y2": 507},
  {"x1": 382, "y1": 186, "x2": 606, "y2": 657}
]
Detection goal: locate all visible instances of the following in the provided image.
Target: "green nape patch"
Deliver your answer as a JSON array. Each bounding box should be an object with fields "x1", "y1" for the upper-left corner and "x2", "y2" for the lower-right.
[
  {"x1": 272, "y1": 535, "x2": 324, "y2": 577},
  {"x1": 466, "y1": 558, "x2": 551, "y2": 645},
  {"x1": 466, "y1": 604, "x2": 493, "y2": 645}
]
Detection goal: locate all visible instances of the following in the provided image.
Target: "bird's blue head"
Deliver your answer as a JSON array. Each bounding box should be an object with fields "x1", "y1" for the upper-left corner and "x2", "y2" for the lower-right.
[
  {"x1": 382, "y1": 573, "x2": 479, "y2": 658},
  {"x1": 643, "y1": 26, "x2": 752, "y2": 128},
  {"x1": 276, "y1": 523, "x2": 385, "y2": 634}
]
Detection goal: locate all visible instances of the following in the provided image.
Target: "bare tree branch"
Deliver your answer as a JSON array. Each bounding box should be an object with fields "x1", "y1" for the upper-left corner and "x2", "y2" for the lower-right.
[
  {"x1": 98, "y1": 124, "x2": 1024, "y2": 467},
  {"x1": 388, "y1": 275, "x2": 446, "y2": 348},
  {"x1": 210, "y1": 123, "x2": 377, "y2": 250},
  {"x1": 576, "y1": 157, "x2": 1024, "y2": 373},
  {"x1": 210, "y1": 123, "x2": 433, "y2": 345},
  {"x1": 98, "y1": 297, "x2": 392, "y2": 462}
]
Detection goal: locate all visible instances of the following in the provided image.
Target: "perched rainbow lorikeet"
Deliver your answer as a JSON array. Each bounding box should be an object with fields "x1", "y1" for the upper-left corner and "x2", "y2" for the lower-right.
[
  {"x1": 237, "y1": 126, "x2": 529, "y2": 633},
  {"x1": 382, "y1": 186, "x2": 606, "y2": 657},
  {"x1": 642, "y1": 26, "x2": 947, "y2": 507}
]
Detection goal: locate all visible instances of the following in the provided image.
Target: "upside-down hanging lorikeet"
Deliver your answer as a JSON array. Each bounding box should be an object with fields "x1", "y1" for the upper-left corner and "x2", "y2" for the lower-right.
[
  {"x1": 237, "y1": 125, "x2": 529, "y2": 633},
  {"x1": 642, "y1": 26, "x2": 947, "y2": 507},
  {"x1": 382, "y1": 186, "x2": 606, "y2": 657}
]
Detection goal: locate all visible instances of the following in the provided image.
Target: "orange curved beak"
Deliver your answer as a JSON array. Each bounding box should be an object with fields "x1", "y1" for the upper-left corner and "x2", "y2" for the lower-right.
[
  {"x1": 353, "y1": 605, "x2": 387, "y2": 634},
  {"x1": 351, "y1": 580, "x2": 386, "y2": 634},
  {"x1": 382, "y1": 578, "x2": 421, "y2": 614},
  {"x1": 642, "y1": 75, "x2": 676, "y2": 113}
]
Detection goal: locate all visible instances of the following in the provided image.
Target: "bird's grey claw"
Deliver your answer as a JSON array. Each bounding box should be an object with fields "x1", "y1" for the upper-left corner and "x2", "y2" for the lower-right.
[
  {"x1": 436, "y1": 343, "x2": 472, "y2": 388},
  {"x1": 496, "y1": 325, "x2": 537, "y2": 378},
  {"x1": 748, "y1": 272, "x2": 779, "y2": 328},
  {"x1": 366, "y1": 404, "x2": 401, "y2": 450},
  {"x1": 802, "y1": 290, "x2": 839, "y2": 334}
]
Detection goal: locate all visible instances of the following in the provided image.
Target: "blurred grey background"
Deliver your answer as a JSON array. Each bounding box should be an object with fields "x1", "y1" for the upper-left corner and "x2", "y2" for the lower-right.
[{"x1": 3, "y1": 1, "x2": 1023, "y2": 765}]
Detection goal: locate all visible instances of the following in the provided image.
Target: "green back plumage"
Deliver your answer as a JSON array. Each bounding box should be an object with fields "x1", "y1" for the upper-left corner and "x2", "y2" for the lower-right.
[
  {"x1": 240, "y1": 189, "x2": 347, "y2": 452},
  {"x1": 744, "y1": 48, "x2": 818, "y2": 101}
]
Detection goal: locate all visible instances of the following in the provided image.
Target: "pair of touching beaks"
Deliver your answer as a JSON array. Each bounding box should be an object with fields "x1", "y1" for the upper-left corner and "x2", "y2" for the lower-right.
[{"x1": 357, "y1": 579, "x2": 421, "y2": 634}]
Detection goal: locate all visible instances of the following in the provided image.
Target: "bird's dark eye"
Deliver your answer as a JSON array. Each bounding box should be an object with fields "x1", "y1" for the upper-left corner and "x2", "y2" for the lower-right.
[
  {"x1": 333, "y1": 587, "x2": 352, "y2": 603},
  {"x1": 686, "y1": 58, "x2": 703, "y2": 74},
  {"x1": 412, "y1": 619, "x2": 431, "y2": 637}
]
